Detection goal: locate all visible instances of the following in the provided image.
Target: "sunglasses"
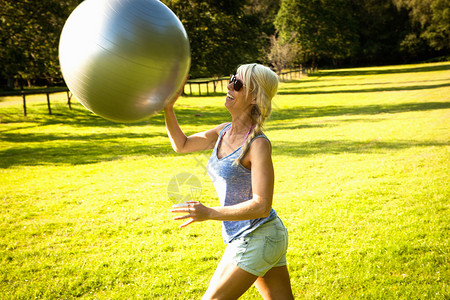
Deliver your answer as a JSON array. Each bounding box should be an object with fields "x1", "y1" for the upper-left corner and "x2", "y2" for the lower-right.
[{"x1": 229, "y1": 74, "x2": 245, "y2": 91}]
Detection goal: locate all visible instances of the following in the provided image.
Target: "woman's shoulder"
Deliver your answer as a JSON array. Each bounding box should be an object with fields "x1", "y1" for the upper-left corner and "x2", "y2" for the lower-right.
[
  {"x1": 250, "y1": 134, "x2": 271, "y2": 148},
  {"x1": 251, "y1": 130, "x2": 270, "y2": 144},
  {"x1": 215, "y1": 122, "x2": 231, "y2": 135},
  {"x1": 247, "y1": 133, "x2": 272, "y2": 155}
]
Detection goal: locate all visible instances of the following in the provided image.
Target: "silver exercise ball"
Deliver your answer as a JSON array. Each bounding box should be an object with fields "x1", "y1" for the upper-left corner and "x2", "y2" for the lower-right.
[{"x1": 59, "y1": 0, "x2": 190, "y2": 122}]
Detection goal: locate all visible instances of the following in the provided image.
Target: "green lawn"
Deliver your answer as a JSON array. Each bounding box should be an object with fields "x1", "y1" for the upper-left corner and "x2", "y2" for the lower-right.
[{"x1": 0, "y1": 62, "x2": 449, "y2": 299}]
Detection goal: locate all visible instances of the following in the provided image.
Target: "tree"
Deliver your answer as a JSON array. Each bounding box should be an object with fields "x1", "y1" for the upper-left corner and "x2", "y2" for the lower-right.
[
  {"x1": 355, "y1": 0, "x2": 411, "y2": 65},
  {"x1": 1, "y1": 0, "x2": 447, "y2": 88},
  {"x1": 267, "y1": 33, "x2": 298, "y2": 72},
  {"x1": 274, "y1": 0, "x2": 359, "y2": 67},
  {"x1": 245, "y1": 0, "x2": 281, "y2": 66},
  {"x1": 393, "y1": 0, "x2": 450, "y2": 52},
  {"x1": 424, "y1": 0, "x2": 450, "y2": 51},
  {"x1": 0, "y1": 0, "x2": 81, "y2": 88},
  {"x1": 164, "y1": 0, "x2": 265, "y2": 78}
]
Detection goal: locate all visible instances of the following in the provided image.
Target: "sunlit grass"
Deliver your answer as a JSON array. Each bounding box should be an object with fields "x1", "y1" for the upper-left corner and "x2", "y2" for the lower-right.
[{"x1": 1, "y1": 62, "x2": 449, "y2": 299}]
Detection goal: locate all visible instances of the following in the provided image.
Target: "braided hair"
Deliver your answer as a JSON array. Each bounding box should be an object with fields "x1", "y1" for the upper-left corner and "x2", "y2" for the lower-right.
[{"x1": 234, "y1": 63, "x2": 279, "y2": 165}]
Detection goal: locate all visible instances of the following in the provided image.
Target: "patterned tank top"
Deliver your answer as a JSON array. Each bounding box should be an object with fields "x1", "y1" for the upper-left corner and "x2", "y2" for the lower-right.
[{"x1": 206, "y1": 123, "x2": 277, "y2": 244}]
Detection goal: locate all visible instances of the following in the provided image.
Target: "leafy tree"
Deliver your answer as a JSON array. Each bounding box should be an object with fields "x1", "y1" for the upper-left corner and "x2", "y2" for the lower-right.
[
  {"x1": 1, "y1": 0, "x2": 448, "y2": 88},
  {"x1": 274, "y1": 0, "x2": 359, "y2": 67},
  {"x1": 393, "y1": 0, "x2": 450, "y2": 52},
  {"x1": 245, "y1": 0, "x2": 281, "y2": 66},
  {"x1": 267, "y1": 33, "x2": 298, "y2": 72},
  {"x1": 0, "y1": 0, "x2": 81, "y2": 88},
  {"x1": 424, "y1": 0, "x2": 450, "y2": 51},
  {"x1": 163, "y1": 0, "x2": 265, "y2": 77},
  {"x1": 354, "y1": 0, "x2": 411, "y2": 65}
]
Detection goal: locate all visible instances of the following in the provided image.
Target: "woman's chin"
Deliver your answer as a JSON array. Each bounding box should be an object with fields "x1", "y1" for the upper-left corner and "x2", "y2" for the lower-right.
[{"x1": 225, "y1": 96, "x2": 235, "y2": 107}]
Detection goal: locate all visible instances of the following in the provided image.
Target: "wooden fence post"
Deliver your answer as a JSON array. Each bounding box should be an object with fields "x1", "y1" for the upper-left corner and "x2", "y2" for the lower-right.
[
  {"x1": 67, "y1": 91, "x2": 72, "y2": 109},
  {"x1": 21, "y1": 91, "x2": 27, "y2": 116},
  {"x1": 46, "y1": 93, "x2": 52, "y2": 115}
]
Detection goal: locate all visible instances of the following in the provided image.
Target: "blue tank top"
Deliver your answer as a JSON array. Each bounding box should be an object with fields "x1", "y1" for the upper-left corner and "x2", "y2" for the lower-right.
[{"x1": 206, "y1": 123, "x2": 277, "y2": 244}]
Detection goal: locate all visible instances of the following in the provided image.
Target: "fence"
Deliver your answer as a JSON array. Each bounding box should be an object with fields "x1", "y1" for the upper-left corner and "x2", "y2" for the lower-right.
[
  {"x1": 278, "y1": 68, "x2": 311, "y2": 82},
  {"x1": 184, "y1": 68, "x2": 309, "y2": 96},
  {"x1": 0, "y1": 88, "x2": 73, "y2": 116},
  {"x1": 0, "y1": 68, "x2": 309, "y2": 116},
  {"x1": 184, "y1": 77, "x2": 229, "y2": 96}
]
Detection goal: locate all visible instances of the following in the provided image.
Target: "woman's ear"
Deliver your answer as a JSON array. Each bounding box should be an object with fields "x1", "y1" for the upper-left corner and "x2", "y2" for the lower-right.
[{"x1": 251, "y1": 98, "x2": 257, "y2": 104}]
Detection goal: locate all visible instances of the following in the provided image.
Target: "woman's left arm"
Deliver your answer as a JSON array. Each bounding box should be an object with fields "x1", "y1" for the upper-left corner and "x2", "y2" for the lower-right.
[{"x1": 171, "y1": 138, "x2": 274, "y2": 227}]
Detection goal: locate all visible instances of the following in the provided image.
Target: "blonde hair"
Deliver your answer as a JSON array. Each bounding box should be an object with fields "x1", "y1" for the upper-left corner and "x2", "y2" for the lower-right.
[{"x1": 234, "y1": 63, "x2": 279, "y2": 164}]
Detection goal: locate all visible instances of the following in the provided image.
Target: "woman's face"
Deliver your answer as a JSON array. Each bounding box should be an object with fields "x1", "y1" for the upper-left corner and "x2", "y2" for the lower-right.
[{"x1": 225, "y1": 73, "x2": 253, "y2": 113}]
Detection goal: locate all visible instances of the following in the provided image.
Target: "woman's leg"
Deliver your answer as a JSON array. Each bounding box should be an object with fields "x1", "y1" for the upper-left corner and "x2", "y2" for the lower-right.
[
  {"x1": 254, "y1": 265, "x2": 294, "y2": 300},
  {"x1": 202, "y1": 261, "x2": 258, "y2": 300}
]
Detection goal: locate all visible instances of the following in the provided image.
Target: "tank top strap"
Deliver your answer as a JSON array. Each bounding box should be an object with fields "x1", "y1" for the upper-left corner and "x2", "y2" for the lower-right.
[
  {"x1": 240, "y1": 133, "x2": 271, "y2": 158},
  {"x1": 215, "y1": 123, "x2": 232, "y2": 154},
  {"x1": 219, "y1": 123, "x2": 232, "y2": 138}
]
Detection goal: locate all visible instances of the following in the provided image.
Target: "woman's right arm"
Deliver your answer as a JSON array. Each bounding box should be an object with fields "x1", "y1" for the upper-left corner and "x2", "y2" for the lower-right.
[{"x1": 164, "y1": 105, "x2": 226, "y2": 153}]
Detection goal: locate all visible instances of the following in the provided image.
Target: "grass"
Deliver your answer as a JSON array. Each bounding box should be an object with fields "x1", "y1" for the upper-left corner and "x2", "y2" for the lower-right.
[{"x1": 0, "y1": 61, "x2": 449, "y2": 299}]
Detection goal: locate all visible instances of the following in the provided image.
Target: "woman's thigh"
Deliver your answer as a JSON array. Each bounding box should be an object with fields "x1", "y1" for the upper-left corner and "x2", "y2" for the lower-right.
[
  {"x1": 202, "y1": 262, "x2": 257, "y2": 300},
  {"x1": 254, "y1": 265, "x2": 294, "y2": 300}
]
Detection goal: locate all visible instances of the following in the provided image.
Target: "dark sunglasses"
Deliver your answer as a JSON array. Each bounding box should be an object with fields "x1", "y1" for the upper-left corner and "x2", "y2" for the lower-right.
[{"x1": 229, "y1": 74, "x2": 245, "y2": 91}]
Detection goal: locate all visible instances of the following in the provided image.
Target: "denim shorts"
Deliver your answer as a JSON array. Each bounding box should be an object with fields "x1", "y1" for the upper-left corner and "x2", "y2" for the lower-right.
[{"x1": 220, "y1": 216, "x2": 288, "y2": 277}]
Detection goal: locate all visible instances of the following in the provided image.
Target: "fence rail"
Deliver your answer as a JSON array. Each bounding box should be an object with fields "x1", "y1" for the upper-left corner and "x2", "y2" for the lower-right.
[
  {"x1": 183, "y1": 68, "x2": 310, "y2": 96},
  {"x1": 184, "y1": 78, "x2": 228, "y2": 96},
  {"x1": 1, "y1": 68, "x2": 309, "y2": 116},
  {"x1": 0, "y1": 88, "x2": 73, "y2": 116}
]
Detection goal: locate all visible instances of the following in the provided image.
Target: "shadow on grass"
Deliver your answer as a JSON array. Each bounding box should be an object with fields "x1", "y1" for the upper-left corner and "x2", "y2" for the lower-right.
[
  {"x1": 3, "y1": 136, "x2": 447, "y2": 168},
  {"x1": 1, "y1": 131, "x2": 166, "y2": 143},
  {"x1": 1, "y1": 100, "x2": 448, "y2": 168},
  {"x1": 270, "y1": 101, "x2": 450, "y2": 125},
  {"x1": 266, "y1": 118, "x2": 387, "y2": 131},
  {"x1": 273, "y1": 140, "x2": 450, "y2": 157},
  {"x1": 0, "y1": 140, "x2": 176, "y2": 168},
  {"x1": 0, "y1": 103, "x2": 229, "y2": 129},
  {"x1": 278, "y1": 82, "x2": 450, "y2": 95},
  {"x1": 0, "y1": 105, "x2": 230, "y2": 168},
  {"x1": 281, "y1": 78, "x2": 449, "y2": 91},
  {"x1": 311, "y1": 63, "x2": 450, "y2": 77}
]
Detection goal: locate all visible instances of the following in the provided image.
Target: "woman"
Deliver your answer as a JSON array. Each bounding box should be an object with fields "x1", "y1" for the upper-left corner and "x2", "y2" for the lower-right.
[{"x1": 166, "y1": 63, "x2": 294, "y2": 300}]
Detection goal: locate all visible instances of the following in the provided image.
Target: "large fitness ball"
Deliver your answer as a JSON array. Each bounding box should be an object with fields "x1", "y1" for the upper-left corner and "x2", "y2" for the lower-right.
[{"x1": 59, "y1": 0, "x2": 190, "y2": 122}]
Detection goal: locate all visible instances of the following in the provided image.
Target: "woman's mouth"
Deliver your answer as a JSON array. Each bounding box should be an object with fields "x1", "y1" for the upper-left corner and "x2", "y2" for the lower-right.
[{"x1": 226, "y1": 93, "x2": 235, "y2": 101}]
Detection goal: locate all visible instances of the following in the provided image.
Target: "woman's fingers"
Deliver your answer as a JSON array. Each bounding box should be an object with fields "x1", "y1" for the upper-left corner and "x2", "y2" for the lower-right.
[
  {"x1": 180, "y1": 219, "x2": 195, "y2": 228},
  {"x1": 173, "y1": 213, "x2": 192, "y2": 220},
  {"x1": 170, "y1": 201, "x2": 209, "y2": 227},
  {"x1": 170, "y1": 207, "x2": 191, "y2": 213}
]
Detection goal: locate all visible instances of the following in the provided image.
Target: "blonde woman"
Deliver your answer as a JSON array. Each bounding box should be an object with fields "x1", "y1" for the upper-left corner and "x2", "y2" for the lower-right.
[{"x1": 165, "y1": 63, "x2": 294, "y2": 300}]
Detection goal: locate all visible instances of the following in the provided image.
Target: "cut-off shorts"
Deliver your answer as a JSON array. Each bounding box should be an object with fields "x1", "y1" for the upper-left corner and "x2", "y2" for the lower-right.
[{"x1": 220, "y1": 216, "x2": 288, "y2": 277}]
